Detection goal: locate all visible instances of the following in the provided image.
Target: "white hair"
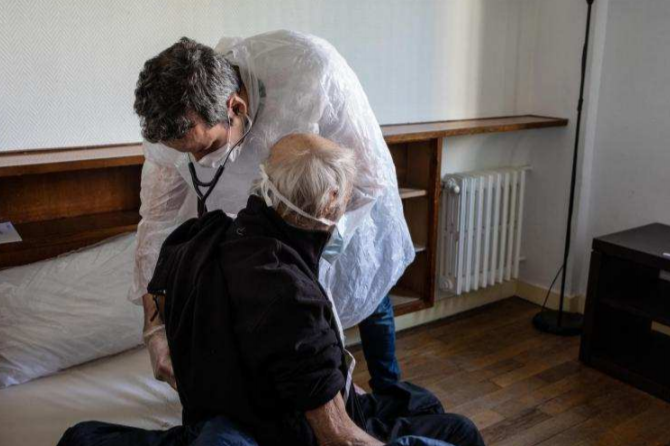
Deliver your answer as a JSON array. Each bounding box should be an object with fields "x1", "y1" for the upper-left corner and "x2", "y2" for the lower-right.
[{"x1": 253, "y1": 136, "x2": 357, "y2": 224}]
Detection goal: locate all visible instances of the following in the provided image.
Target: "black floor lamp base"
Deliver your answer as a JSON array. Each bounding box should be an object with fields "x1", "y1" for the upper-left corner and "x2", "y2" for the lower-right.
[{"x1": 532, "y1": 310, "x2": 584, "y2": 336}]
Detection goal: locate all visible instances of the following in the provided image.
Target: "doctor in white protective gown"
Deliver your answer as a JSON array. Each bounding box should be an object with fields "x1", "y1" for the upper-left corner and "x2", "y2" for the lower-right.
[{"x1": 131, "y1": 30, "x2": 414, "y2": 392}]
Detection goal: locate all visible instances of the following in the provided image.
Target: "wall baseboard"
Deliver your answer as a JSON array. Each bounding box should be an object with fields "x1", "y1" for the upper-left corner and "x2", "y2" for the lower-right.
[
  {"x1": 345, "y1": 281, "x2": 516, "y2": 346},
  {"x1": 515, "y1": 280, "x2": 585, "y2": 314},
  {"x1": 344, "y1": 279, "x2": 590, "y2": 347}
]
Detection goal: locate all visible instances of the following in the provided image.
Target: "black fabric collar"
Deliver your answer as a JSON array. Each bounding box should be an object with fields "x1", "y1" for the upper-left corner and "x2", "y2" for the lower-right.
[{"x1": 234, "y1": 195, "x2": 331, "y2": 273}]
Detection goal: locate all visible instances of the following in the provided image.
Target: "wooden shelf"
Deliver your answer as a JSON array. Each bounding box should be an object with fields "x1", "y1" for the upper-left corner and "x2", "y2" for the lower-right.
[
  {"x1": 389, "y1": 286, "x2": 429, "y2": 316},
  {"x1": 0, "y1": 211, "x2": 139, "y2": 268},
  {"x1": 381, "y1": 114, "x2": 568, "y2": 144},
  {"x1": 0, "y1": 115, "x2": 567, "y2": 178},
  {"x1": 399, "y1": 188, "x2": 427, "y2": 199},
  {"x1": 0, "y1": 113, "x2": 568, "y2": 317},
  {"x1": 389, "y1": 286, "x2": 420, "y2": 304},
  {"x1": 0, "y1": 143, "x2": 143, "y2": 178},
  {"x1": 413, "y1": 244, "x2": 427, "y2": 253}
]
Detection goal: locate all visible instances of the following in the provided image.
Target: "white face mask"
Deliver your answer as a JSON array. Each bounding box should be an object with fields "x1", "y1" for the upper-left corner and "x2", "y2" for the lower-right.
[
  {"x1": 258, "y1": 164, "x2": 338, "y2": 227},
  {"x1": 188, "y1": 114, "x2": 253, "y2": 168},
  {"x1": 257, "y1": 164, "x2": 349, "y2": 264},
  {"x1": 184, "y1": 113, "x2": 254, "y2": 216}
]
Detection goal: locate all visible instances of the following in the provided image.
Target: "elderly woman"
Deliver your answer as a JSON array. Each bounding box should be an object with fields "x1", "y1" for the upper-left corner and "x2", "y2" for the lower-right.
[{"x1": 58, "y1": 134, "x2": 485, "y2": 446}]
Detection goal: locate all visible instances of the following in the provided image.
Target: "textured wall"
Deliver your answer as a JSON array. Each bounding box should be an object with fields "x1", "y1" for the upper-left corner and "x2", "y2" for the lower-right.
[
  {"x1": 576, "y1": 0, "x2": 670, "y2": 292},
  {"x1": 0, "y1": 0, "x2": 526, "y2": 151}
]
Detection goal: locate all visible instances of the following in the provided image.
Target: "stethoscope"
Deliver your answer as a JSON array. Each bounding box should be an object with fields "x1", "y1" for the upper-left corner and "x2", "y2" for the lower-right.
[{"x1": 188, "y1": 114, "x2": 253, "y2": 217}]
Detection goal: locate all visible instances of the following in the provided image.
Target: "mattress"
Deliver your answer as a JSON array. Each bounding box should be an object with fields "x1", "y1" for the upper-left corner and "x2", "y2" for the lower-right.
[{"x1": 0, "y1": 347, "x2": 181, "y2": 446}]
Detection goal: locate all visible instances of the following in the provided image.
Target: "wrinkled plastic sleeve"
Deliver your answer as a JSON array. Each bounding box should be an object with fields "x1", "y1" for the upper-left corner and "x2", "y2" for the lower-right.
[{"x1": 128, "y1": 144, "x2": 193, "y2": 304}]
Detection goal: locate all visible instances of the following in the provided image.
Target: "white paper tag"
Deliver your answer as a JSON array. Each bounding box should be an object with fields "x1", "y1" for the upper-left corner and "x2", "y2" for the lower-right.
[{"x1": 0, "y1": 222, "x2": 22, "y2": 244}]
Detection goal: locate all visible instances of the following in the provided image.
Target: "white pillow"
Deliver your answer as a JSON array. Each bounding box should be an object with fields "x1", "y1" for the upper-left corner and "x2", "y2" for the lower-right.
[{"x1": 0, "y1": 233, "x2": 143, "y2": 388}]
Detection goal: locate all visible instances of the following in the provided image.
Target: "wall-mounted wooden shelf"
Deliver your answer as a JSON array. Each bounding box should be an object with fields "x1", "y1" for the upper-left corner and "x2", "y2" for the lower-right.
[
  {"x1": 382, "y1": 114, "x2": 568, "y2": 144},
  {"x1": 0, "y1": 115, "x2": 567, "y2": 178},
  {"x1": 0, "y1": 114, "x2": 568, "y2": 317}
]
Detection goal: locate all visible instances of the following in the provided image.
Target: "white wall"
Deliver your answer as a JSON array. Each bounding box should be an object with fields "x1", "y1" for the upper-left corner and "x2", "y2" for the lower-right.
[
  {"x1": 0, "y1": 0, "x2": 528, "y2": 151},
  {"x1": 440, "y1": 0, "x2": 598, "y2": 298},
  {"x1": 516, "y1": 0, "x2": 670, "y2": 300},
  {"x1": 575, "y1": 0, "x2": 670, "y2": 292},
  {"x1": 512, "y1": 0, "x2": 597, "y2": 296}
]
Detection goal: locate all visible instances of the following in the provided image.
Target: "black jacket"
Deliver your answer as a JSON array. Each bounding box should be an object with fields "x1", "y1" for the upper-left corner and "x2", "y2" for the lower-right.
[{"x1": 148, "y1": 195, "x2": 349, "y2": 445}]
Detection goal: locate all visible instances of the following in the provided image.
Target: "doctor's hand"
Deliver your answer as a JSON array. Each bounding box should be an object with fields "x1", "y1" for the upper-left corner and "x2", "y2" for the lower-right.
[{"x1": 143, "y1": 324, "x2": 178, "y2": 391}]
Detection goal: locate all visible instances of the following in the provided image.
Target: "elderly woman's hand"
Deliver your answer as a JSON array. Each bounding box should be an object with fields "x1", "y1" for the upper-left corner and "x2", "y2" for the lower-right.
[
  {"x1": 143, "y1": 324, "x2": 177, "y2": 391},
  {"x1": 305, "y1": 393, "x2": 383, "y2": 446}
]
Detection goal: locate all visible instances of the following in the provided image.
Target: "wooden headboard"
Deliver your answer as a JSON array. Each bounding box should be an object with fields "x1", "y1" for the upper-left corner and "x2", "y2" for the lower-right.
[{"x1": 0, "y1": 144, "x2": 144, "y2": 268}]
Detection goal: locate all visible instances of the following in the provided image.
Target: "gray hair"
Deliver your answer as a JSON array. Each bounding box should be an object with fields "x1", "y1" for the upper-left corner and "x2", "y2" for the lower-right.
[
  {"x1": 134, "y1": 37, "x2": 240, "y2": 143},
  {"x1": 254, "y1": 134, "x2": 357, "y2": 225}
]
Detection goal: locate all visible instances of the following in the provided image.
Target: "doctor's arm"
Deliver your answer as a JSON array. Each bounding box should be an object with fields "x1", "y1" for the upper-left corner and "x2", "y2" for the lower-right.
[{"x1": 132, "y1": 149, "x2": 190, "y2": 389}]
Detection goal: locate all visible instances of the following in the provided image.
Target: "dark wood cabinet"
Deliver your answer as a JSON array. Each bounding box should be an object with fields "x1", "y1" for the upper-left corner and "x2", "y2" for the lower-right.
[{"x1": 580, "y1": 223, "x2": 670, "y2": 402}]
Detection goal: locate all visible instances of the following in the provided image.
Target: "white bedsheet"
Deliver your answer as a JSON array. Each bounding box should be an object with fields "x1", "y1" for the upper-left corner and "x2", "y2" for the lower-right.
[{"x1": 0, "y1": 346, "x2": 181, "y2": 446}]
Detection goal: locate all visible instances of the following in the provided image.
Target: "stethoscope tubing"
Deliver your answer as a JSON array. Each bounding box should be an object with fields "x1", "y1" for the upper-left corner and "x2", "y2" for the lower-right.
[{"x1": 188, "y1": 114, "x2": 253, "y2": 215}]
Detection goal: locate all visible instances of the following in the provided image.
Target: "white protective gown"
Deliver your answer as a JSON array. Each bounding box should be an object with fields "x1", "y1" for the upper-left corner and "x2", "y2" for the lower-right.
[{"x1": 130, "y1": 30, "x2": 415, "y2": 328}]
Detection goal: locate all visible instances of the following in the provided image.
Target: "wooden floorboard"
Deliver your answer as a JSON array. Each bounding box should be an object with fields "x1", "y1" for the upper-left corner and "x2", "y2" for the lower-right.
[{"x1": 350, "y1": 297, "x2": 670, "y2": 446}]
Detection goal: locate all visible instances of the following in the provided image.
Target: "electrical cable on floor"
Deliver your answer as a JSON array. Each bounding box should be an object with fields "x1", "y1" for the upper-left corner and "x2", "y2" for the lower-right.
[{"x1": 542, "y1": 266, "x2": 564, "y2": 311}]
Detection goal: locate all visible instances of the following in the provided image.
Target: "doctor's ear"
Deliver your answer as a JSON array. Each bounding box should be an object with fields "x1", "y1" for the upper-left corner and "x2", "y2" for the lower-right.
[{"x1": 227, "y1": 93, "x2": 248, "y2": 119}]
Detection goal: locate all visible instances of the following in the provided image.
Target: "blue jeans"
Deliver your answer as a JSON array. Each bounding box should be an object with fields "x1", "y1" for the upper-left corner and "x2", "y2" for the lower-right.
[
  {"x1": 58, "y1": 416, "x2": 258, "y2": 446},
  {"x1": 358, "y1": 295, "x2": 402, "y2": 392},
  {"x1": 60, "y1": 417, "x2": 460, "y2": 446},
  {"x1": 389, "y1": 437, "x2": 455, "y2": 446}
]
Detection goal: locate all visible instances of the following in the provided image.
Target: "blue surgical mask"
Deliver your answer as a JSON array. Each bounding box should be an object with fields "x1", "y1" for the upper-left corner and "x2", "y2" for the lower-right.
[{"x1": 322, "y1": 223, "x2": 346, "y2": 264}]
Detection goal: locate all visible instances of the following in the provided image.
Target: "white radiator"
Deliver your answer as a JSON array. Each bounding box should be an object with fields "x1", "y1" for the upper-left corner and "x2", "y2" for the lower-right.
[{"x1": 439, "y1": 167, "x2": 529, "y2": 295}]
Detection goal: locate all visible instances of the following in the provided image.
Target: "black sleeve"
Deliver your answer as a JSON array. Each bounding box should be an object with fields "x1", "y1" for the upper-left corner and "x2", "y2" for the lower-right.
[{"x1": 234, "y1": 262, "x2": 345, "y2": 412}]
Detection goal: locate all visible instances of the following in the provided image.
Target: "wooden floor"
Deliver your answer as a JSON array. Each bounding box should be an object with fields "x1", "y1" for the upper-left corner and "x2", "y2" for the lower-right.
[{"x1": 351, "y1": 297, "x2": 670, "y2": 446}]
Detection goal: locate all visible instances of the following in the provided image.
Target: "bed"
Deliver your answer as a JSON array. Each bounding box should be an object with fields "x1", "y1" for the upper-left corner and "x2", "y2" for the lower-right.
[
  {"x1": 0, "y1": 143, "x2": 178, "y2": 445},
  {"x1": 0, "y1": 346, "x2": 181, "y2": 445}
]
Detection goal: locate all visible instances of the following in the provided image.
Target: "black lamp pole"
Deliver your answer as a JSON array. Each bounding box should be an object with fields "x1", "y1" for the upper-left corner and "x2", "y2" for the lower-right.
[{"x1": 533, "y1": 0, "x2": 595, "y2": 336}]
